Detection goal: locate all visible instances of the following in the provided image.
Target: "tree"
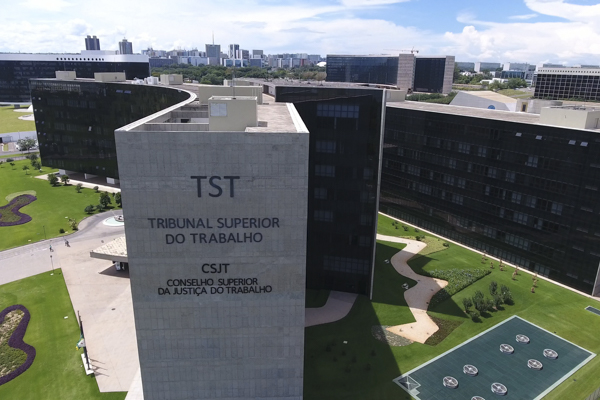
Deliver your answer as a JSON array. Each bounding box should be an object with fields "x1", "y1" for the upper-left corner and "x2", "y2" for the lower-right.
[
  {"x1": 115, "y1": 192, "x2": 122, "y2": 207},
  {"x1": 61, "y1": 174, "x2": 70, "y2": 185},
  {"x1": 0, "y1": 160, "x2": 3, "y2": 168},
  {"x1": 47, "y1": 173, "x2": 59, "y2": 186},
  {"x1": 96, "y1": 203, "x2": 105, "y2": 212},
  {"x1": 22, "y1": 165, "x2": 29, "y2": 175},
  {"x1": 76, "y1": 183, "x2": 83, "y2": 193},
  {"x1": 9, "y1": 162, "x2": 15, "y2": 169},
  {"x1": 99, "y1": 191, "x2": 112, "y2": 207},
  {"x1": 16, "y1": 137, "x2": 37, "y2": 153},
  {"x1": 93, "y1": 186, "x2": 99, "y2": 193},
  {"x1": 69, "y1": 218, "x2": 78, "y2": 230},
  {"x1": 507, "y1": 78, "x2": 527, "y2": 89},
  {"x1": 32, "y1": 161, "x2": 41, "y2": 170},
  {"x1": 489, "y1": 281, "x2": 498, "y2": 296},
  {"x1": 27, "y1": 153, "x2": 38, "y2": 166},
  {"x1": 84, "y1": 205, "x2": 95, "y2": 214}
]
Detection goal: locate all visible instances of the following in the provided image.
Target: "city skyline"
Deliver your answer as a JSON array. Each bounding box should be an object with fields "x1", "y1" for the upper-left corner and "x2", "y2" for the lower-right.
[{"x1": 1, "y1": 0, "x2": 600, "y2": 64}]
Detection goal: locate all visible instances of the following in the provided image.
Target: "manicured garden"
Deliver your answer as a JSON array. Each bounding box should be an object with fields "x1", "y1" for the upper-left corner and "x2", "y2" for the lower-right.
[
  {"x1": 303, "y1": 213, "x2": 600, "y2": 399},
  {"x1": 0, "y1": 271, "x2": 126, "y2": 400},
  {"x1": 0, "y1": 159, "x2": 120, "y2": 251},
  {"x1": 0, "y1": 106, "x2": 35, "y2": 135}
]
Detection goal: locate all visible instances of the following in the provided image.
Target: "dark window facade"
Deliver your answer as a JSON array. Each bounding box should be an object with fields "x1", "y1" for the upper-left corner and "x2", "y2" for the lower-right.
[
  {"x1": 30, "y1": 80, "x2": 189, "y2": 179},
  {"x1": 0, "y1": 60, "x2": 150, "y2": 103},
  {"x1": 413, "y1": 58, "x2": 446, "y2": 93},
  {"x1": 326, "y1": 56, "x2": 398, "y2": 85},
  {"x1": 535, "y1": 73, "x2": 600, "y2": 101},
  {"x1": 275, "y1": 86, "x2": 384, "y2": 296},
  {"x1": 381, "y1": 106, "x2": 600, "y2": 294}
]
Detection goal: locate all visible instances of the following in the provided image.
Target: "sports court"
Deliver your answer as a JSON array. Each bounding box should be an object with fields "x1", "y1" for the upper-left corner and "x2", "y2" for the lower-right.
[{"x1": 394, "y1": 316, "x2": 595, "y2": 400}]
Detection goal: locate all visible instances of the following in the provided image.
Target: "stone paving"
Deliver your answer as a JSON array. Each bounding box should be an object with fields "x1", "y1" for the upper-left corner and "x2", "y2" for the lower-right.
[{"x1": 305, "y1": 291, "x2": 358, "y2": 327}]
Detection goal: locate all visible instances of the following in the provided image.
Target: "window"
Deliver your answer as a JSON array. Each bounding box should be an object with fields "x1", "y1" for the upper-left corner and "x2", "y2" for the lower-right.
[
  {"x1": 358, "y1": 236, "x2": 371, "y2": 247},
  {"x1": 314, "y1": 210, "x2": 333, "y2": 222},
  {"x1": 316, "y1": 103, "x2": 359, "y2": 118},
  {"x1": 315, "y1": 165, "x2": 335, "y2": 177},
  {"x1": 505, "y1": 171, "x2": 515, "y2": 183},
  {"x1": 210, "y1": 103, "x2": 227, "y2": 116},
  {"x1": 477, "y1": 146, "x2": 487, "y2": 157},
  {"x1": 448, "y1": 159, "x2": 457, "y2": 169},
  {"x1": 487, "y1": 167, "x2": 498, "y2": 178},
  {"x1": 314, "y1": 188, "x2": 327, "y2": 199},
  {"x1": 511, "y1": 192, "x2": 522, "y2": 204},
  {"x1": 443, "y1": 175, "x2": 455, "y2": 186},
  {"x1": 458, "y1": 143, "x2": 470, "y2": 154},
  {"x1": 360, "y1": 214, "x2": 373, "y2": 226},
  {"x1": 513, "y1": 212, "x2": 528, "y2": 225},
  {"x1": 315, "y1": 140, "x2": 336, "y2": 153},
  {"x1": 526, "y1": 155, "x2": 538, "y2": 167},
  {"x1": 457, "y1": 178, "x2": 466, "y2": 189}
]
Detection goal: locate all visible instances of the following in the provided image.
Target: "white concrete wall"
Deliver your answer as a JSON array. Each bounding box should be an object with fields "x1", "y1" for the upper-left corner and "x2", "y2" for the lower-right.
[
  {"x1": 208, "y1": 97, "x2": 257, "y2": 131},
  {"x1": 540, "y1": 107, "x2": 600, "y2": 129}
]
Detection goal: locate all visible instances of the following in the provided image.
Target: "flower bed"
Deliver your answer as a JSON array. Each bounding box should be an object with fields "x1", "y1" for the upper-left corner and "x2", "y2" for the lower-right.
[
  {"x1": 0, "y1": 194, "x2": 37, "y2": 227},
  {"x1": 426, "y1": 268, "x2": 491, "y2": 308},
  {"x1": 0, "y1": 305, "x2": 36, "y2": 386}
]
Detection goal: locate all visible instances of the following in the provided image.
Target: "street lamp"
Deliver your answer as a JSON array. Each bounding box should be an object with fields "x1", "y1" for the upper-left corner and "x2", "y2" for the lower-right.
[{"x1": 50, "y1": 255, "x2": 54, "y2": 276}]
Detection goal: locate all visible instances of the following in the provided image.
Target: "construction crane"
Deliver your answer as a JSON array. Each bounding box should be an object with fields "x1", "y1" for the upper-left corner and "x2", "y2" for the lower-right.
[{"x1": 384, "y1": 47, "x2": 419, "y2": 54}]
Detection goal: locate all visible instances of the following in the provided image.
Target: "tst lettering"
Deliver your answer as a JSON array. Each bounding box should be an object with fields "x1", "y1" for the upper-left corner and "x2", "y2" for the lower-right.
[{"x1": 190, "y1": 176, "x2": 240, "y2": 198}]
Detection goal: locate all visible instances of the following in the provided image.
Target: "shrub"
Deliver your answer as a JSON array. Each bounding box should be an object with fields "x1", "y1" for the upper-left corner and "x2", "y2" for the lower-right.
[
  {"x1": 500, "y1": 284, "x2": 513, "y2": 304},
  {"x1": 6, "y1": 158, "x2": 14, "y2": 162},
  {"x1": 75, "y1": 183, "x2": 83, "y2": 193},
  {"x1": 443, "y1": 242, "x2": 450, "y2": 247},
  {"x1": 462, "y1": 297, "x2": 473, "y2": 312},
  {"x1": 84, "y1": 205, "x2": 95, "y2": 214},
  {"x1": 60, "y1": 174, "x2": 70, "y2": 185},
  {"x1": 489, "y1": 281, "x2": 498, "y2": 296},
  {"x1": 99, "y1": 191, "x2": 112, "y2": 207},
  {"x1": 403, "y1": 226, "x2": 409, "y2": 231},
  {"x1": 59, "y1": 228, "x2": 65, "y2": 233},
  {"x1": 115, "y1": 192, "x2": 122, "y2": 207},
  {"x1": 47, "y1": 173, "x2": 58, "y2": 186},
  {"x1": 469, "y1": 310, "x2": 480, "y2": 321},
  {"x1": 427, "y1": 269, "x2": 491, "y2": 307},
  {"x1": 93, "y1": 186, "x2": 99, "y2": 193},
  {"x1": 493, "y1": 294, "x2": 503, "y2": 308},
  {"x1": 69, "y1": 218, "x2": 77, "y2": 231},
  {"x1": 96, "y1": 203, "x2": 105, "y2": 212}
]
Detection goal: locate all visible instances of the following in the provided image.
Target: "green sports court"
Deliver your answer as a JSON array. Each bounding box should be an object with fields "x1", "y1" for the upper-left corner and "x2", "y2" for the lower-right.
[{"x1": 394, "y1": 316, "x2": 595, "y2": 400}]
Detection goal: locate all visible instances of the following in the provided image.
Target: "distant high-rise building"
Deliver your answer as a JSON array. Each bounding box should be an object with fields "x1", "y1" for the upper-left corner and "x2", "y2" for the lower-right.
[
  {"x1": 229, "y1": 44, "x2": 240, "y2": 59},
  {"x1": 252, "y1": 50, "x2": 263, "y2": 58},
  {"x1": 85, "y1": 35, "x2": 100, "y2": 50},
  {"x1": 241, "y1": 49, "x2": 249, "y2": 60},
  {"x1": 205, "y1": 44, "x2": 220, "y2": 58},
  {"x1": 119, "y1": 38, "x2": 133, "y2": 55}
]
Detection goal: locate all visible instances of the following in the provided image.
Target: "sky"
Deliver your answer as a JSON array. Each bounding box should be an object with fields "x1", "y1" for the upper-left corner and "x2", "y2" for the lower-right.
[{"x1": 1, "y1": 0, "x2": 600, "y2": 65}]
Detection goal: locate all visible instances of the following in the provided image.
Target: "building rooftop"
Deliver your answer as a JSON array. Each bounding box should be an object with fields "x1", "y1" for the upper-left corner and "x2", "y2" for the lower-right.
[
  {"x1": 387, "y1": 100, "x2": 541, "y2": 124},
  {"x1": 456, "y1": 90, "x2": 518, "y2": 104},
  {"x1": 388, "y1": 101, "x2": 600, "y2": 132}
]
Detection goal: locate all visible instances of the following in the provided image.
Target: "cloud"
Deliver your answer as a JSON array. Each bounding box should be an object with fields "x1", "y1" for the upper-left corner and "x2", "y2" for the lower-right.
[
  {"x1": 509, "y1": 13, "x2": 538, "y2": 20},
  {"x1": 339, "y1": 0, "x2": 410, "y2": 6},
  {"x1": 22, "y1": 0, "x2": 72, "y2": 11}
]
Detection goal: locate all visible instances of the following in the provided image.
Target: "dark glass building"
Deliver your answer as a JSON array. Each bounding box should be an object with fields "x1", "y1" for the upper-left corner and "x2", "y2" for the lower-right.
[
  {"x1": 30, "y1": 79, "x2": 189, "y2": 179},
  {"x1": 381, "y1": 101, "x2": 600, "y2": 295},
  {"x1": 274, "y1": 86, "x2": 385, "y2": 296},
  {"x1": 0, "y1": 53, "x2": 150, "y2": 103},
  {"x1": 413, "y1": 57, "x2": 452, "y2": 93},
  {"x1": 326, "y1": 55, "x2": 399, "y2": 85},
  {"x1": 535, "y1": 69, "x2": 600, "y2": 101}
]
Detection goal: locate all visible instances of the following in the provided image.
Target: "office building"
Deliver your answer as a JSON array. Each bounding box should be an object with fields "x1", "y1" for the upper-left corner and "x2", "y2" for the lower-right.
[
  {"x1": 229, "y1": 44, "x2": 240, "y2": 59},
  {"x1": 381, "y1": 101, "x2": 600, "y2": 296},
  {"x1": 205, "y1": 44, "x2": 220, "y2": 65},
  {"x1": 327, "y1": 54, "x2": 454, "y2": 93},
  {"x1": 503, "y1": 62, "x2": 530, "y2": 71},
  {"x1": 252, "y1": 49, "x2": 263, "y2": 58},
  {"x1": 456, "y1": 61, "x2": 475, "y2": 71},
  {"x1": 534, "y1": 67, "x2": 600, "y2": 101},
  {"x1": 85, "y1": 35, "x2": 100, "y2": 50},
  {"x1": 474, "y1": 62, "x2": 502, "y2": 72},
  {"x1": 0, "y1": 52, "x2": 149, "y2": 103},
  {"x1": 326, "y1": 55, "x2": 400, "y2": 85},
  {"x1": 413, "y1": 56, "x2": 455, "y2": 93},
  {"x1": 119, "y1": 38, "x2": 133, "y2": 55}
]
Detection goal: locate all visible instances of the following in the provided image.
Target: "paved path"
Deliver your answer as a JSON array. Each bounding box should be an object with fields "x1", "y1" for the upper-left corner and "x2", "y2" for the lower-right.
[
  {"x1": 376, "y1": 234, "x2": 448, "y2": 344},
  {"x1": 0, "y1": 211, "x2": 139, "y2": 393},
  {"x1": 33, "y1": 173, "x2": 121, "y2": 194},
  {"x1": 305, "y1": 291, "x2": 358, "y2": 327}
]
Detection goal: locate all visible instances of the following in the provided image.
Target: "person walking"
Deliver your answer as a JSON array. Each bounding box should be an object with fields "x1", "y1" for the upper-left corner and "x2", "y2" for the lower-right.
[{"x1": 49, "y1": 244, "x2": 53, "y2": 252}]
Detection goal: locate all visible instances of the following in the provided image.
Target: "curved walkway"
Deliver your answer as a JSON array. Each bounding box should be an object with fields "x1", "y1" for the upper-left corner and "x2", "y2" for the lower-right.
[
  {"x1": 377, "y1": 234, "x2": 448, "y2": 344},
  {"x1": 305, "y1": 291, "x2": 358, "y2": 327}
]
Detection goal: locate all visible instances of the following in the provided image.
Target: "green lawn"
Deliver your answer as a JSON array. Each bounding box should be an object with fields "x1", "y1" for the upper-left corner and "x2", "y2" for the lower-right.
[
  {"x1": 0, "y1": 159, "x2": 119, "y2": 251},
  {"x1": 0, "y1": 271, "x2": 126, "y2": 400},
  {"x1": 0, "y1": 106, "x2": 35, "y2": 134},
  {"x1": 304, "y1": 214, "x2": 600, "y2": 399},
  {"x1": 497, "y1": 88, "x2": 534, "y2": 99}
]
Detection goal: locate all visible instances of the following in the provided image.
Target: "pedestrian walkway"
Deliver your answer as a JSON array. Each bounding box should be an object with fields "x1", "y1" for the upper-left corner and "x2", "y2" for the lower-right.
[
  {"x1": 376, "y1": 234, "x2": 448, "y2": 344},
  {"x1": 305, "y1": 291, "x2": 358, "y2": 327},
  {"x1": 0, "y1": 211, "x2": 138, "y2": 393},
  {"x1": 33, "y1": 173, "x2": 121, "y2": 194}
]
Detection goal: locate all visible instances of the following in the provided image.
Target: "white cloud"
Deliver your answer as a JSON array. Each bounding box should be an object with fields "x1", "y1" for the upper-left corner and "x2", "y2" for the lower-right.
[
  {"x1": 339, "y1": 0, "x2": 410, "y2": 6},
  {"x1": 508, "y1": 13, "x2": 538, "y2": 20},
  {"x1": 23, "y1": 0, "x2": 72, "y2": 11}
]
